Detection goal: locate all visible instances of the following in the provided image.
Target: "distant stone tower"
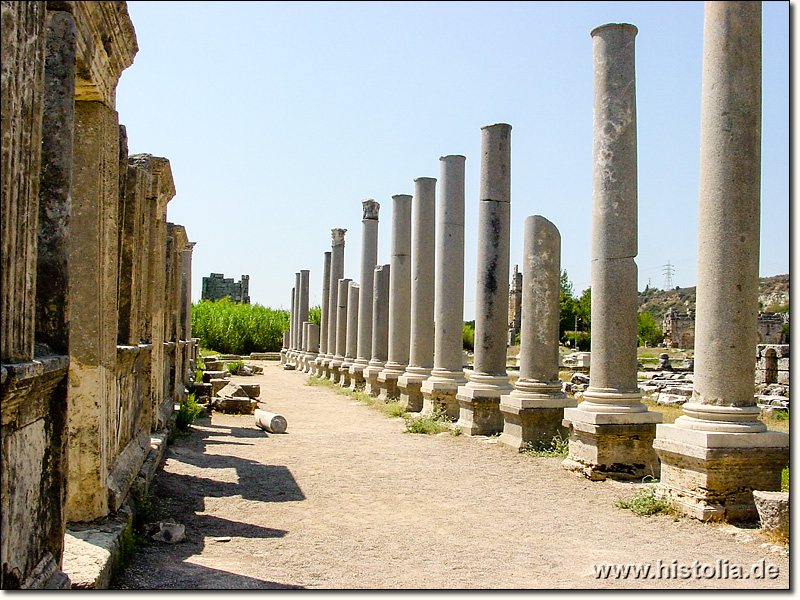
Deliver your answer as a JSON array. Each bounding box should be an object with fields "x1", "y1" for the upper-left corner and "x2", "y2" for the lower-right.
[{"x1": 508, "y1": 265, "x2": 522, "y2": 345}]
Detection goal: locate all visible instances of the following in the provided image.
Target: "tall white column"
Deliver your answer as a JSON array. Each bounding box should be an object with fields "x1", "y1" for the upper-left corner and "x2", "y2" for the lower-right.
[
  {"x1": 350, "y1": 200, "x2": 380, "y2": 389},
  {"x1": 456, "y1": 124, "x2": 513, "y2": 435},
  {"x1": 298, "y1": 269, "x2": 309, "y2": 370},
  {"x1": 654, "y1": 1, "x2": 788, "y2": 521},
  {"x1": 398, "y1": 177, "x2": 436, "y2": 412},
  {"x1": 377, "y1": 194, "x2": 412, "y2": 401},
  {"x1": 562, "y1": 23, "x2": 661, "y2": 480},
  {"x1": 422, "y1": 155, "x2": 468, "y2": 419},
  {"x1": 499, "y1": 216, "x2": 576, "y2": 451}
]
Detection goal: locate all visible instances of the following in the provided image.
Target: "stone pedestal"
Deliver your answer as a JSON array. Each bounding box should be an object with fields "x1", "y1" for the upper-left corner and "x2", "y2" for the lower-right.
[
  {"x1": 350, "y1": 200, "x2": 380, "y2": 390},
  {"x1": 456, "y1": 125, "x2": 513, "y2": 435},
  {"x1": 398, "y1": 178, "x2": 436, "y2": 412},
  {"x1": 378, "y1": 195, "x2": 412, "y2": 402},
  {"x1": 499, "y1": 216, "x2": 575, "y2": 452},
  {"x1": 421, "y1": 156, "x2": 468, "y2": 419},
  {"x1": 653, "y1": 2, "x2": 788, "y2": 520},
  {"x1": 562, "y1": 23, "x2": 661, "y2": 480}
]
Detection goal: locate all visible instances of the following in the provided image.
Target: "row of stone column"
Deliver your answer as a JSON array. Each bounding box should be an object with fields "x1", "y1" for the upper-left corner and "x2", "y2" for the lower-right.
[{"x1": 283, "y1": 3, "x2": 787, "y2": 522}]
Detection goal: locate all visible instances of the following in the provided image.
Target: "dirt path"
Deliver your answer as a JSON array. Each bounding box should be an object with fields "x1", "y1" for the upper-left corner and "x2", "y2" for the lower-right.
[{"x1": 112, "y1": 361, "x2": 789, "y2": 590}]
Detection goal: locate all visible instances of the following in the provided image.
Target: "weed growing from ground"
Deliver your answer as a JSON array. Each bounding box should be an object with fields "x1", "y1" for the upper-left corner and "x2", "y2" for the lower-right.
[
  {"x1": 176, "y1": 393, "x2": 202, "y2": 432},
  {"x1": 522, "y1": 434, "x2": 570, "y2": 458},
  {"x1": 615, "y1": 486, "x2": 675, "y2": 517},
  {"x1": 403, "y1": 410, "x2": 452, "y2": 435}
]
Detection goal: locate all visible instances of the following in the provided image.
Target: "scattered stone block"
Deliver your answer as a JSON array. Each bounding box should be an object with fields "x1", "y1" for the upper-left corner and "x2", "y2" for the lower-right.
[
  {"x1": 217, "y1": 382, "x2": 249, "y2": 398},
  {"x1": 239, "y1": 383, "x2": 260, "y2": 399},
  {"x1": 753, "y1": 491, "x2": 789, "y2": 540},
  {"x1": 202, "y1": 370, "x2": 228, "y2": 383},
  {"x1": 151, "y1": 522, "x2": 185, "y2": 544},
  {"x1": 209, "y1": 379, "x2": 229, "y2": 397},
  {"x1": 212, "y1": 397, "x2": 256, "y2": 415}
]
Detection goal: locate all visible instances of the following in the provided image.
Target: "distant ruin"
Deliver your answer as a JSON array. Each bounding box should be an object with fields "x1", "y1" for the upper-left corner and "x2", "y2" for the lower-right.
[
  {"x1": 201, "y1": 273, "x2": 250, "y2": 304},
  {"x1": 663, "y1": 307, "x2": 788, "y2": 349}
]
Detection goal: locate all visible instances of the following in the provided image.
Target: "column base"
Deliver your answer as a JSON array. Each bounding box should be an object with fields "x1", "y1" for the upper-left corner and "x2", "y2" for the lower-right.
[
  {"x1": 653, "y1": 423, "x2": 789, "y2": 522},
  {"x1": 421, "y1": 373, "x2": 466, "y2": 420},
  {"x1": 377, "y1": 366, "x2": 404, "y2": 402},
  {"x1": 329, "y1": 358, "x2": 343, "y2": 383},
  {"x1": 348, "y1": 362, "x2": 367, "y2": 390},
  {"x1": 455, "y1": 378, "x2": 511, "y2": 436},
  {"x1": 561, "y1": 406, "x2": 662, "y2": 480},
  {"x1": 397, "y1": 368, "x2": 430, "y2": 413},
  {"x1": 339, "y1": 361, "x2": 353, "y2": 388},
  {"x1": 363, "y1": 363, "x2": 385, "y2": 397},
  {"x1": 498, "y1": 393, "x2": 577, "y2": 452}
]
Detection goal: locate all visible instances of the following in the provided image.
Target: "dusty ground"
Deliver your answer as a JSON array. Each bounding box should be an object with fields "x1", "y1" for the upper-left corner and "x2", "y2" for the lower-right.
[{"x1": 112, "y1": 360, "x2": 789, "y2": 590}]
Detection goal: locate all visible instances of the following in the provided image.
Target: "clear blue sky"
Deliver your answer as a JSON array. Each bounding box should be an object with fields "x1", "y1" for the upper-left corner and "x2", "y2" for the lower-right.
[{"x1": 116, "y1": 1, "x2": 790, "y2": 321}]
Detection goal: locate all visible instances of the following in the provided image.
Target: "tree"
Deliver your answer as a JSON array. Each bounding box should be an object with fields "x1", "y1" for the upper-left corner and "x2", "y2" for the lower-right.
[{"x1": 637, "y1": 311, "x2": 664, "y2": 347}]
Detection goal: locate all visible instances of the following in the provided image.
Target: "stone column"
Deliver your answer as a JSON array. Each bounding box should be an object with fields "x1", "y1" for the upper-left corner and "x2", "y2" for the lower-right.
[
  {"x1": 378, "y1": 194, "x2": 412, "y2": 401},
  {"x1": 398, "y1": 178, "x2": 436, "y2": 412},
  {"x1": 314, "y1": 251, "x2": 331, "y2": 376},
  {"x1": 456, "y1": 124, "x2": 514, "y2": 435},
  {"x1": 300, "y1": 321, "x2": 311, "y2": 373},
  {"x1": 562, "y1": 23, "x2": 661, "y2": 480},
  {"x1": 330, "y1": 278, "x2": 352, "y2": 383},
  {"x1": 499, "y1": 216, "x2": 576, "y2": 451},
  {"x1": 364, "y1": 264, "x2": 391, "y2": 396},
  {"x1": 340, "y1": 281, "x2": 360, "y2": 387},
  {"x1": 298, "y1": 269, "x2": 310, "y2": 369},
  {"x1": 349, "y1": 200, "x2": 380, "y2": 389},
  {"x1": 280, "y1": 330, "x2": 290, "y2": 365},
  {"x1": 283, "y1": 286, "x2": 296, "y2": 369},
  {"x1": 654, "y1": 2, "x2": 788, "y2": 521},
  {"x1": 290, "y1": 272, "x2": 302, "y2": 364},
  {"x1": 323, "y1": 229, "x2": 346, "y2": 378},
  {"x1": 422, "y1": 156, "x2": 468, "y2": 419},
  {"x1": 306, "y1": 322, "x2": 320, "y2": 371}
]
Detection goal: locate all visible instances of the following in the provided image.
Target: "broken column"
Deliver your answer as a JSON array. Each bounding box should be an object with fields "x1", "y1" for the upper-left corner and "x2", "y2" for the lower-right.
[
  {"x1": 284, "y1": 286, "x2": 296, "y2": 369},
  {"x1": 330, "y1": 277, "x2": 352, "y2": 383},
  {"x1": 289, "y1": 273, "x2": 300, "y2": 365},
  {"x1": 340, "y1": 281, "x2": 360, "y2": 387},
  {"x1": 562, "y1": 23, "x2": 661, "y2": 480},
  {"x1": 313, "y1": 251, "x2": 331, "y2": 376},
  {"x1": 456, "y1": 124, "x2": 514, "y2": 435},
  {"x1": 349, "y1": 200, "x2": 380, "y2": 389},
  {"x1": 378, "y1": 194, "x2": 412, "y2": 401},
  {"x1": 421, "y1": 155, "x2": 468, "y2": 420},
  {"x1": 322, "y1": 229, "x2": 346, "y2": 378},
  {"x1": 364, "y1": 264, "x2": 391, "y2": 396},
  {"x1": 654, "y1": 2, "x2": 788, "y2": 520},
  {"x1": 305, "y1": 322, "x2": 320, "y2": 372},
  {"x1": 398, "y1": 178, "x2": 436, "y2": 412},
  {"x1": 499, "y1": 216, "x2": 576, "y2": 451}
]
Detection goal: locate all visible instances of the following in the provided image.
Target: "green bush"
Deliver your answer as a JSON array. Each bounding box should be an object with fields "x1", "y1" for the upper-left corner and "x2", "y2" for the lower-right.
[
  {"x1": 225, "y1": 360, "x2": 245, "y2": 375},
  {"x1": 615, "y1": 486, "x2": 674, "y2": 517},
  {"x1": 176, "y1": 393, "x2": 202, "y2": 432},
  {"x1": 192, "y1": 298, "x2": 290, "y2": 354},
  {"x1": 463, "y1": 321, "x2": 475, "y2": 352}
]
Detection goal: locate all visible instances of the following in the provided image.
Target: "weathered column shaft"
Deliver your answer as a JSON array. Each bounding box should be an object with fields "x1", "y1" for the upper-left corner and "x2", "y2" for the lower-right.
[
  {"x1": 318, "y1": 251, "x2": 332, "y2": 356},
  {"x1": 499, "y1": 216, "x2": 575, "y2": 451},
  {"x1": 421, "y1": 155, "x2": 467, "y2": 419},
  {"x1": 325, "y1": 228, "x2": 346, "y2": 369},
  {"x1": 364, "y1": 264, "x2": 390, "y2": 396},
  {"x1": 299, "y1": 269, "x2": 310, "y2": 351},
  {"x1": 653, "y1": 2, "x2": 787, "y2": 522},
  {"x1": 351, "y1": 199, "x2": 380, "y2": 386},
  {"x1": 340, "y1": 281, "x2": 360, "y2": 387},
  {"x1": 378, "y1": 194, "x2": 412, "y2": 400},
  {"x1": 562, "y1": 23, "x2": 661, "y2": 481},
  {"x1": 456, "y1": 124, "x2": 513, "y2": 435},
  {"x1": 399, "y1": 177, "x2": 436, "y2": 411}
]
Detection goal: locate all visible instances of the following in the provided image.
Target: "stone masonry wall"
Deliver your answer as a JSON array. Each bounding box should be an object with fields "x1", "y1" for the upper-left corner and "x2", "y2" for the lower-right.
[
  {"x1": 201, "y1": 272, "x2": 251, "y2": 303},
  {"x1": 1, "y1": 1, "x2": 196, "y2": 589}
]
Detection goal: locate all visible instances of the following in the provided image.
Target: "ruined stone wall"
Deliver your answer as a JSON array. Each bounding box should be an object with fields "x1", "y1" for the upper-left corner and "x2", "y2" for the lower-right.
[
  {"x1": 663, "y1": 308, "x2": 786, "y2": 350},
  {"x1": 1, "y1": 1, "x2": 196, "y2": 588},
  {"x1": 201, "y1": 272, "x2": 251, "y2": 303},
  {"x1": 755, "y1": 344, "x2": 789, "y2": 386}
]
